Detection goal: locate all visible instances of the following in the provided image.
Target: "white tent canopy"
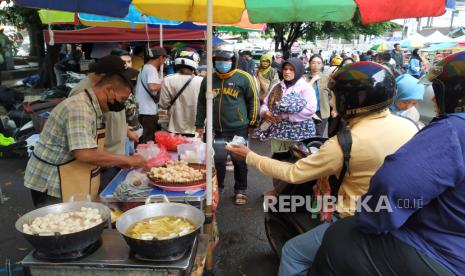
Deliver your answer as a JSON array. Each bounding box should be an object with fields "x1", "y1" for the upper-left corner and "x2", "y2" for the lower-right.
[
  {"x1": 407, "y1": 33, "x2": 427, "y2": 45},
  {"x1": 426, "y1": 31, "x2": 454, "y2": 44}
]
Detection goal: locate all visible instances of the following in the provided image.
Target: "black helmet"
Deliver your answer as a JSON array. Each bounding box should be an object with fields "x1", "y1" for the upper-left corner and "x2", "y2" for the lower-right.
[
  {"x1": 330, "y1": 61, "x2": 396, "y2": 119},
  {"x1": 422, "y1": 51, "x2": 465, "y2": 115}
]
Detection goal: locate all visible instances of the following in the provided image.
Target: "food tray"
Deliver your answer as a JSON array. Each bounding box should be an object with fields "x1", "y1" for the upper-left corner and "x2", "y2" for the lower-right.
[
  {"x1": 152, "y1": 183, "x2": 206, "y2": 192},
  {"x1": 147, "y1": 163, "x2": 216, "y2": 187}
]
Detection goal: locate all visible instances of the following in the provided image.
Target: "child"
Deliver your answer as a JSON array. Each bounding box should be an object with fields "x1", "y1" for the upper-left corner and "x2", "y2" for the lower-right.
[{"x1": 390, "y1": 74, "x2": 425, "y2": 128}]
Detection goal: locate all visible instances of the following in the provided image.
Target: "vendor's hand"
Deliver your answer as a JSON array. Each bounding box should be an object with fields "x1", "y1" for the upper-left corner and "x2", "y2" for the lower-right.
[
  {"x1": 126, "y1": 155, "x2": 146, "y2": 169},
  {"x1": 225, "y1": 144, "x2": 251, "y2": 161},
  {"x1": 263, "y1": 111, "x2": 276, "y2": 124},
  {"x1": 259, "y1": 95, "x2": 266, "y2": 104},
  {"x1": 127, "y1": 130, "x2": 139, "y2": 143}
]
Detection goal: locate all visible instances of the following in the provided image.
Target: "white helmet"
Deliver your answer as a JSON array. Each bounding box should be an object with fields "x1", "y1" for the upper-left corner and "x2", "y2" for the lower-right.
[
  {"x1": 213, "y1": 42, "x2": 235, "y2": 59},
  {"x1": 174, "y1": 49, "x2": 200, "y2": 70}
]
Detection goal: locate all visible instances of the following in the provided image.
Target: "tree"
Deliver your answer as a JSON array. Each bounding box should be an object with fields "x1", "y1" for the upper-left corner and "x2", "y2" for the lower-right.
[
  {"x1": 268, "y1": 11, "x2": 398, "y2": 58},
  {"x1": 0, "y1": 5, "x2": 66, "y2": 88},
  {"x1": 0, "y1": 4, "x2": 44, "y2": 57}
]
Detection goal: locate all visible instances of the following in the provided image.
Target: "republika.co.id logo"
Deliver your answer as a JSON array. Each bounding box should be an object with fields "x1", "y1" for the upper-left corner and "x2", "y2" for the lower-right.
[{"x1": 263, "y1": 195, "x2": 424, "y2": 214}]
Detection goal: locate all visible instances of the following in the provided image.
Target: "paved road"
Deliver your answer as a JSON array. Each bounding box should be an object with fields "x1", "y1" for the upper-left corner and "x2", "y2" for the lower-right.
[
  {"x1": 0, "y1": 156, "x2": 34, "y2": 275},
  {"x1": 0, "y1": 138, "x2": 279, "y2": 275},
  {"x1": 214, "y1": 139, "x2": 279, "y2": 276}
]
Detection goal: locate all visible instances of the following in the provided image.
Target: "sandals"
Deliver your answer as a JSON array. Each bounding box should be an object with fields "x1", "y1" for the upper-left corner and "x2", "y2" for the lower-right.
[{"x1": 234, "y1": 193, "x2": 247, "y2": 205}]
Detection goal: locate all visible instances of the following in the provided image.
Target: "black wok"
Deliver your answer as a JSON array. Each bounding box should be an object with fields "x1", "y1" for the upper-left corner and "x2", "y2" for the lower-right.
[
  {"x1": 15, "y1": 201, "x2": 110, "y2": 255},
  {"x1": 116, "y1": 195, "x2": 205, "y2": 258}
]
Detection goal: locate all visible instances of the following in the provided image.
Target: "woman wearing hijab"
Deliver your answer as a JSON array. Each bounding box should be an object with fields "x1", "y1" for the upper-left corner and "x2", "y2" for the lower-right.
[
  {"x1": 407, "y1": 48, "x2": 423, "y2": 79},
  {"x1": 256, "y1": 54, "x2": 280, "y2": 103},
  {"x1": 307, "y1": 54, "x2": 331, "y2": 136},
  {"x1": 258, "y1": 58, "x2": 317, "y2": 195},
  {"x1": 390, "y1": 74, "x2": 425, "y2": 128}
]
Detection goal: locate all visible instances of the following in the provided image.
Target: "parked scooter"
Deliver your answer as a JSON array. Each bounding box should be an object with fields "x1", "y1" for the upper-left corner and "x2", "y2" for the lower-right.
[
  {"x1": 264, "y1": 136, "x2": 328, "y2": 258},
  {"x1": 0, "y1": 86, "x2": 33, "y2": 156},
  {"x1": 0, "y1": 85, "x2": 64, "y2": 157}
]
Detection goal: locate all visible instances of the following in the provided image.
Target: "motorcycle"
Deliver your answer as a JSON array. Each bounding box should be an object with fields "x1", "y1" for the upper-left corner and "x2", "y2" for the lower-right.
[
  {"x1": 0, "y1": 89, "x2": 63, "y2": 157},
  {"x1": 264, "y1": 136, "x2": 329, "y2": 258}
]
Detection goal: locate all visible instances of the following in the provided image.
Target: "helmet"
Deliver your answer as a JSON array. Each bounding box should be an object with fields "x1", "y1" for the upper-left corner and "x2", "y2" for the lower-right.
[
  {"x1": 213, "y1": 42, "x2": 235, "y2": 59},
  {"x1": 422, "y1": 51, "x2": 465, "y2": 115},
  {"x1": 213, "y1": 42, "x2": 237, "y2": 72},
  {"x1": 330, "y1": 61, "x2": 396, "y2": 119},
  {"x1": 331, "y1": 55, "x2": 342, "y2": 66},
  {"x1": 174, "y1": 49, "x2": 200, "y2": 70}
]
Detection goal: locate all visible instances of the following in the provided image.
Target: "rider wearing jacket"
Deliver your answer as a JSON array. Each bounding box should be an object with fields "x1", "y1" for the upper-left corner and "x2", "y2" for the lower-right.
[
  {"x1": 311, "y1": 51, "x2": 465, "y2": 276},
  {"x1": 227, "y1": 62, "x2": 419, "y2": 276}
]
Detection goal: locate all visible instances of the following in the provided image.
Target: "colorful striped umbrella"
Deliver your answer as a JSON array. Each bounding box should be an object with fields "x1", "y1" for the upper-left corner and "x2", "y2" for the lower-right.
[
  {"x1": 132, "y1": 0, "x2": 446, "y2": 24},
  {"x1": 19, "y1": 0, "x2": 447, "y2": 24},
  {"x1": 370, "y1": 43, "x2": 389, "y2": 52},
  {"x1": 38, "y1": 6, "x2": 181, "y2": 28}
]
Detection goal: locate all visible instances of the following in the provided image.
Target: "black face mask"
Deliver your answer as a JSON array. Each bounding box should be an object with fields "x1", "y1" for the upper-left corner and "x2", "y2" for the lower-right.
[{"x1": 107, "y1": 100, "x2": 125, "y2": 112}]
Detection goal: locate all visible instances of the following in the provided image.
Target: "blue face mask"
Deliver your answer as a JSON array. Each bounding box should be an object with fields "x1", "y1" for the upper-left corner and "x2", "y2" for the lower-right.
[{"x1": 215, "y1": 61, "x2": 233, "y2": 74}]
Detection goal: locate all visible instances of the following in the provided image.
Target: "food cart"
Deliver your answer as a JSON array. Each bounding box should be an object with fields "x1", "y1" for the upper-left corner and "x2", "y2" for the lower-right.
[
  {"x1": 21, "y1": 232, "x2": 209, "y2": 276},
  {"x1": 19, "y1": 136, "x2": 218, "y2": 276}
]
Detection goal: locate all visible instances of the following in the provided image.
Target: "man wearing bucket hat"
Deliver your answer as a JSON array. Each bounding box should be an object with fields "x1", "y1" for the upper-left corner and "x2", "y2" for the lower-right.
[
  {"x1": 25, "y1": 55, "x2": 146, "y2": 207},
  {"x1": 310, "y1": 50, "x2": 465, "y2": 276}
]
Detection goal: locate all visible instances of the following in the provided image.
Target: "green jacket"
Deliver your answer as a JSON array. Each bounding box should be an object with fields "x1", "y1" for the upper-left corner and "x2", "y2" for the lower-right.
[{"x1": 195, "y1": 69, "x2": 259, "y2": 132}]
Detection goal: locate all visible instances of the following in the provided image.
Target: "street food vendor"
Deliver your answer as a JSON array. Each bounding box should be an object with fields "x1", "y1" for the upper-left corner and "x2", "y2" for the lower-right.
[{"x1": 24, "y1": 57, "x2": 146, "y2": 207}]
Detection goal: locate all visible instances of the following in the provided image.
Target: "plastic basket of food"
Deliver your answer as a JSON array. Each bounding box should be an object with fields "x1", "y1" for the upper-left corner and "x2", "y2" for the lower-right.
[{"x1": 147, "y1": 161, "x2": 216, "y2": 187}]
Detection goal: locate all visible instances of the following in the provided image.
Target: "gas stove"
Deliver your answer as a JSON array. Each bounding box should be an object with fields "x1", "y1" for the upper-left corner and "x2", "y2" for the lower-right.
[{"x1": 21, "y1": 230, "x2": 205, "y2": 276}]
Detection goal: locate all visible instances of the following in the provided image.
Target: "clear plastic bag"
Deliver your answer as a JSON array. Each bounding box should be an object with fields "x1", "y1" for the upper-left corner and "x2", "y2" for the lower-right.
[
  {"x1": 114, "y1": 170, "x2": 152, "y2": 201},
  {"x1": 146, "y1": 146, "x2": 172, "y2": 168},
  {"x1": 228, "y1": 135, "x2": 247, "y2": 145},
  {"x1": 123, "y1": 169, "x2": 150, "y2": 187}
]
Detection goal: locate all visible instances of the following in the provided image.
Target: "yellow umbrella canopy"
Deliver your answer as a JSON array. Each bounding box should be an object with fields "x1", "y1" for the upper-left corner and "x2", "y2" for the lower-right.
[
  {"x1": 132, "y1": 0, "x2": 245, "y2": 24},
  {"x1": 196, "y1": 10, "x2": 266, "y2": 32}
]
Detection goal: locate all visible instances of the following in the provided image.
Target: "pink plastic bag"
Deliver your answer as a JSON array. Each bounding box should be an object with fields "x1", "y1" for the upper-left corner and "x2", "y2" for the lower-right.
[{"x1": 146, "y1": 146, "x2": 171, "y2": 168}]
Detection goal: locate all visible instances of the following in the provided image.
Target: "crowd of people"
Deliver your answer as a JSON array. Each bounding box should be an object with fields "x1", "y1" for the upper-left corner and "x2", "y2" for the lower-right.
[{"x1": 22, "y1": 41, "x2": 465, "y2": 275}]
